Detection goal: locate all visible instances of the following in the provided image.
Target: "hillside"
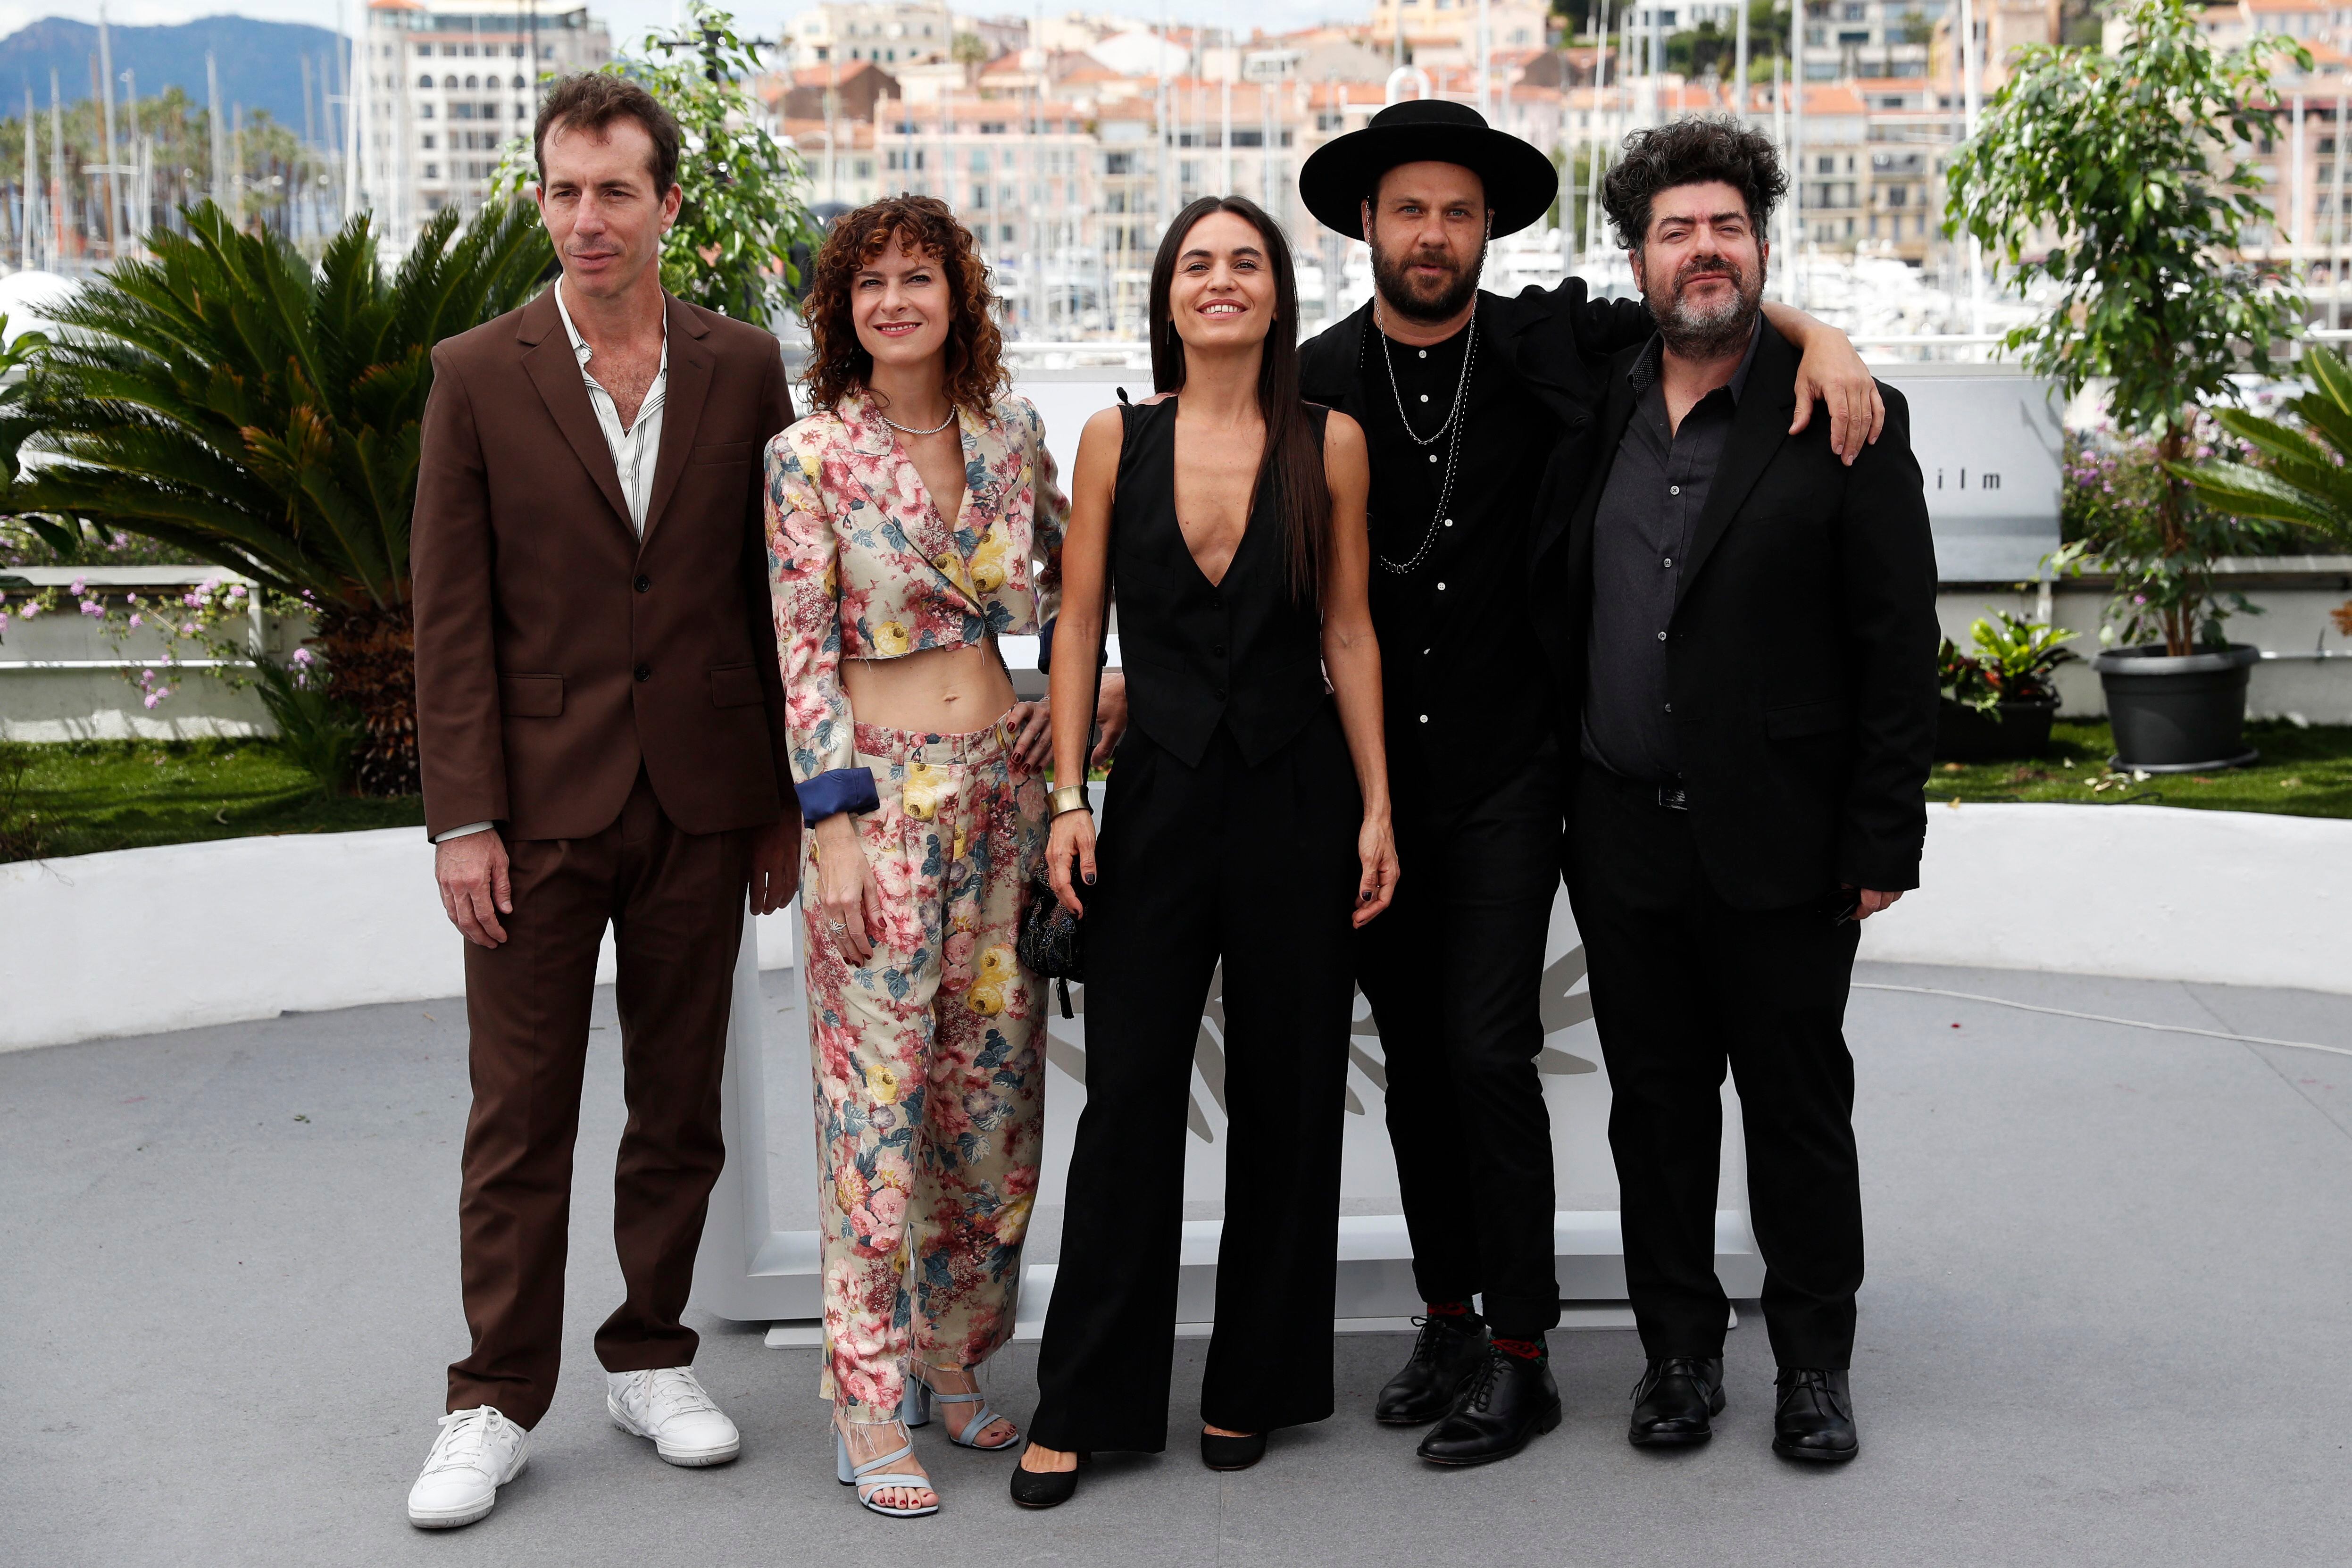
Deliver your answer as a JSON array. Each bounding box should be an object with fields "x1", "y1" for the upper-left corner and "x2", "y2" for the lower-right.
[{"x1": 0, "y1": 14, "x2": 343, "y2": 137}]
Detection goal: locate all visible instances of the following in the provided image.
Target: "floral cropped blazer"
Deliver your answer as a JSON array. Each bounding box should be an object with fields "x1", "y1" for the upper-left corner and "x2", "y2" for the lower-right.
[{"x1": 765, "y1": 387, "x2": 1069, "y2": 822}]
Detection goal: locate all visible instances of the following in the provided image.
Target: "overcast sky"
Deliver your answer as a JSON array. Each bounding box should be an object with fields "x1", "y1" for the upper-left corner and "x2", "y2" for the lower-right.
[{"x1": 0, "y1": 0, "x2": 1372, "y2": 54}]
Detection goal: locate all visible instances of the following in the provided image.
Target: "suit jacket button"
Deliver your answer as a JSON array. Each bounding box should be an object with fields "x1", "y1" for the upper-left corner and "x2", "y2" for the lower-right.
[
  {"x1": 1213, "y1": 687, "x2": 1226, "y2": 701},
  {"x1": 634, "y1": 575, "x2": 652, "y2": 593},
  {"x1": 634, "y1": 663, "x2": 652, "y2": 683}
]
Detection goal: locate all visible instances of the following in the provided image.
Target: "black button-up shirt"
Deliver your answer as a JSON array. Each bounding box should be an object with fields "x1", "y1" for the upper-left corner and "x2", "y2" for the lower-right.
[
  {"x1": 1581, "y1": 323, "x2": 1761, "y2": 784},
  {"x1": 1359, "y1": 316, "x2": 1561, "y2": 807}
]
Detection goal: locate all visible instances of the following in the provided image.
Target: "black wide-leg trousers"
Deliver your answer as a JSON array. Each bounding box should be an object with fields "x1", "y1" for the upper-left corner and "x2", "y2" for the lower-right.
[
  {"x1": 1566, "y1": 763, "x2": 1866, "y2": 1370},
  {"x1": 1354, "y1": 742, "x2": 1568, "y2": 1339},
  {"x1": 1028, "y1": 716, "x2": 1361, "y2": 1452}
]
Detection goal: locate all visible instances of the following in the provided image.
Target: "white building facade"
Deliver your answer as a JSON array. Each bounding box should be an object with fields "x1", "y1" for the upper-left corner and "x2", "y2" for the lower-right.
[{"x1": 356, "y1": 0, "x2": 611, "y2": 252}]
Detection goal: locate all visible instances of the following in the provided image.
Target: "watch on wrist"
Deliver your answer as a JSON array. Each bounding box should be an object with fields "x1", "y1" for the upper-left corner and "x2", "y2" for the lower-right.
[{"x1": 1050, "y1": 784, "x2": 1090, "y2": 817}]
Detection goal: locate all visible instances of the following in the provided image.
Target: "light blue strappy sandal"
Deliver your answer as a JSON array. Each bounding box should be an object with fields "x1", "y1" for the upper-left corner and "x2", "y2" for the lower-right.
[
  {"x1": 834, "y1": 1422, "x2": 940, "y2": 1518},
  {"x1": 905, "y1": 1364, "x2": 1021, "y2": 1451}
]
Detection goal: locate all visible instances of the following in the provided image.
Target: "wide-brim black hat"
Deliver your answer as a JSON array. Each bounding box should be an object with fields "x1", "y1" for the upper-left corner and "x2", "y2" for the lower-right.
[{"x1": 1298, "y1": 98, "x2": 1559, "y2": 240}]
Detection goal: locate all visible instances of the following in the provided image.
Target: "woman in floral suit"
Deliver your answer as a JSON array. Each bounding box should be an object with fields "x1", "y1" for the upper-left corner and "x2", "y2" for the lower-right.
[{"x1": 766, "y1": 195, "x2": 1101, "y2": 1518}]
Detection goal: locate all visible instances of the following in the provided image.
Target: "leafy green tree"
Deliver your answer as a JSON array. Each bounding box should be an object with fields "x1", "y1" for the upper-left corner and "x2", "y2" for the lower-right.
[
  {"x1": 1943, "y1": 0, "x2": 2307, "y2": 654},
  {"x1": 2, "y1": 201, "x2": 551, "y2": 795},
  {"x1": 497, "y1": 0, "x2": 822, "y2": 324}
]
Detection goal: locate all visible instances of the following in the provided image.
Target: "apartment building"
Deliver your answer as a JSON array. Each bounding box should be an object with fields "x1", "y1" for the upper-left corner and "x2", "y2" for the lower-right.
[
  {"x1": 1802, "y1": 0, "x2": 1940, "y2": 81},
  {"x1": 790, "y1": 0, "x2": 955, "y2": 67},
  {"x1": 356, "y1": 0, "x2": 609, "y2": 252},
  {"x1": 1787, "y1": 83, "x2": 1871, "y2": 243},
  {"x1": 1365, "y1": 0, "x2": 1555, "y2": 63}
]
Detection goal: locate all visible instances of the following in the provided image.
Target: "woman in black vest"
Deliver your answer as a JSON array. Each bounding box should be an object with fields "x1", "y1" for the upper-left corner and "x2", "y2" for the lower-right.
[{"x1": 1012, "y1": 196, "x2": 1397, "y2": 1507}]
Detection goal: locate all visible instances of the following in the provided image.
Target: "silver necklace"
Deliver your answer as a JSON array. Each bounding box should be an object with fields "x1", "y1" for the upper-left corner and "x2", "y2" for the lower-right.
[
  {"x1": 1371, "y1": 308, "x2": 1477, "y2": 576},
  {"x1": 880, "y1": 407, "x2": 956, "y2": 436},
  {"x1": 1375, "y1": 303, "x2": 1477, "y2": 447}
]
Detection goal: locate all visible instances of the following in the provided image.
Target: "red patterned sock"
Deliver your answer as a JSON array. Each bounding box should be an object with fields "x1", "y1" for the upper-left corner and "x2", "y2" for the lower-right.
[
  {"x1": 1425, "y1": 1300, "x2": 1474, "y2": 1318},
  {"x1": 1492, "y1": 1336, "x2": 1547, "y2": 1361}
]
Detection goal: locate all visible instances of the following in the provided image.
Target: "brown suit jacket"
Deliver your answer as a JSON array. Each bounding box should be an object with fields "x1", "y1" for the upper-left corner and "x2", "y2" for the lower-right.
[{"x1": 412, "y1": 287, "x2": 797, "y2": 841}]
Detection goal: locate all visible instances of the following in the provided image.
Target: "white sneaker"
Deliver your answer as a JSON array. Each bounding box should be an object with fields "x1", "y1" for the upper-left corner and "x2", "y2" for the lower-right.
[
  {"x1": 407, "y1": 1406, "x2": 528, "y2": 1529},
  {"x1": 607, "y1": 1367, "x2": 742, "y2": 1467}
]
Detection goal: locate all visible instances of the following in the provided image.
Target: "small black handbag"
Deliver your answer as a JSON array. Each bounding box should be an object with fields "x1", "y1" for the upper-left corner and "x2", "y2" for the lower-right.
[{"x1": 1015, "y1": 874, "x2": 1085, "y2": 1019}]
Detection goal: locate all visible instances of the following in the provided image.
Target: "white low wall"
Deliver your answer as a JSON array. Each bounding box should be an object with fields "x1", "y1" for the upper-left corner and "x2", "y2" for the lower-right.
[
  {"x1": 1855, "y1": 801, "x2": 2352, "y2": 993},
  {"x1": 0, "y1": 827, "x2": 797, "y2": 1052},
  {"x1": 2, "y1": 803, "x2": 2346, "y2": 1053}
]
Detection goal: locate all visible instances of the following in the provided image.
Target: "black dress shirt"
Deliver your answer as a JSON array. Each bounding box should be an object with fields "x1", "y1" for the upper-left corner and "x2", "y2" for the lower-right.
[
  {"x1": 1581, "y1": 322, "x2": 1761, "y2": 783},
  {"x1": 1299, "y1": 281, "x2": 1655, "y2": 814},
  {"x1": 1358, "y1": 316, "x2": 1561, "y2": 805}
]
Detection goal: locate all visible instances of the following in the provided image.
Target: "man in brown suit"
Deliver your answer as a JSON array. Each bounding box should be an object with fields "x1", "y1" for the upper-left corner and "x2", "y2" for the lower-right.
[{"x1": 403, "y1": 74, "x2": 799, "y2": 1530}]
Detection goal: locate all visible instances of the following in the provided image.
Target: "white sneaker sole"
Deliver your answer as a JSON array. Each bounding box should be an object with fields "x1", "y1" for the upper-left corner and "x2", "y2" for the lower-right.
[
  {"x1": 407, "y1": 1454, "x2": 526, "y2": 1529},
  {"x1": 608, "y1": 1395, "x2": 742, "y2": 1467}
]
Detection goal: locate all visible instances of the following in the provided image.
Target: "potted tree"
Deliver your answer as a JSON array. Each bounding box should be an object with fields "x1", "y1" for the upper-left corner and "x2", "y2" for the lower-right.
[
  {"x1": 1944, "y1": 0, "x2": 2305, "y2": 772},
  {"x1": 1936, "y1": 611, "x2": 2075, "y2": 762}
]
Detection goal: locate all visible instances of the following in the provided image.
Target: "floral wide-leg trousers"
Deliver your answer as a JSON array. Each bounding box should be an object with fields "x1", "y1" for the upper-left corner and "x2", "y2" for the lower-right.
[{"x1": 801, "y1": 714, "x2": 1045, "y2": 1419}]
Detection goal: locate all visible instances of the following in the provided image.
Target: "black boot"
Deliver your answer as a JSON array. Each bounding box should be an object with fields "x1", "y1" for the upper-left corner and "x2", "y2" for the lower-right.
[
  {"x1": 1375, "y1": 1309, "x2": 1491, "y2": 1426},
  {"x1": 1628, "y1": 1356, "x2": 1726, "y2": 1447},
  {"x1": 1772, "y1": 1368, "x2": 1859, "y2": 1463},
  {"x1": 1415, "y1": 1343, "x2": 1561, "y2": 1466}
]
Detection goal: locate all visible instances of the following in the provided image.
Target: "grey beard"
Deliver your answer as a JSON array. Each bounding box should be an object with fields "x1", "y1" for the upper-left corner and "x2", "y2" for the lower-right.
[
  {"x1": 1372, "y1": 239, "x2": 1486, "y2": 324},
  {"x1": 1653, "y1": 271, "x2": 1764, "y2": 360}
]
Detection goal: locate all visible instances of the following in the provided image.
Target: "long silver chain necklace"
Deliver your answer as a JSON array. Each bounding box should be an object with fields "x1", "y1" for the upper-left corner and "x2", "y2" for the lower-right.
[{"x1": 1371, "y1": 304, "x2": 1477, "y2": 576}]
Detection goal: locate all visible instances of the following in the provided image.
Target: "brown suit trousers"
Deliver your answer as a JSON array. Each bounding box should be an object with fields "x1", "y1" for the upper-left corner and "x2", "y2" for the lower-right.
[
  {"x1": 451, "y1": 772, "x2": 749, "y2": 1425},
  {"x1": 415, "y1": 290, "x2": 796, "y2": 1426}
]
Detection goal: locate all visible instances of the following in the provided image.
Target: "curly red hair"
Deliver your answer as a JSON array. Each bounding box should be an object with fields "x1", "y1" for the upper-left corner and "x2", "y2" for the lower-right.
[{"x1": 802, "y1": 195, "x2": 1007, "y2": 415}]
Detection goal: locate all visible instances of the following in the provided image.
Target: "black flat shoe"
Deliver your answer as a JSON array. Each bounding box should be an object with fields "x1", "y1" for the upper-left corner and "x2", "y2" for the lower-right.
[
  {"x1": 1415, "y1": 1345, "x2": 1561, "y2": 1466},
  {"x1": 1772, "y1": 1368, "x2": 1859, "y2": 1463},
  {"x1": 1009, "y1": 1447, "x2": 1089, "y2": 1508},
  {"x1": 1628, "y1": 1356, "x2": 1726, "y2": 1447},
  {"x1": 1375, "y1": 1311, "x2": 1491, "y2": 1426},
  {"x1": 1200, "y1": 1429, "x2": 1267, "y2": 1471}
]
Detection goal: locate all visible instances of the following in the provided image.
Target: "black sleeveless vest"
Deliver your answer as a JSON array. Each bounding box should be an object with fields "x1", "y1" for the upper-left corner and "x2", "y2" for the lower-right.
[{"x1": 1111, "y1": 397, "x2": 1331, "y2": 769}]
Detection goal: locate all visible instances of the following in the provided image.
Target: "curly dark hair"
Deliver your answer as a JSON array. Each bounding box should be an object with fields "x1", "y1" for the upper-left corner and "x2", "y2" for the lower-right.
[
  {"x1": 1601, "y1": 116, "x2": 1788, "y2": 254},
  {"x1": 802, "y1": 195, "x2": 1007, "y2": 415}
]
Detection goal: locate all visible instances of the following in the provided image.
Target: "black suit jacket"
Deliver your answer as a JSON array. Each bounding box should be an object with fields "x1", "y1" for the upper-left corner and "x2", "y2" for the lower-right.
[{"x1": 1537, "y1": 321, "x2": 1940, "y2": 908}]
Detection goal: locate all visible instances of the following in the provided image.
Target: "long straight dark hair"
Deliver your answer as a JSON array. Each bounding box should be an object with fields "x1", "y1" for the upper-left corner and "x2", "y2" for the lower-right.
[{"x1": 1146, "y1": 195, "x2": 1330, "y2": 608}]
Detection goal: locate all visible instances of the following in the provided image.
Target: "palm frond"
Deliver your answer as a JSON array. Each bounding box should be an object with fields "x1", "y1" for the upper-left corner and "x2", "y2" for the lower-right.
[{"x1": 2185, "y1": 344, "x2": 2352, "y2": 547}]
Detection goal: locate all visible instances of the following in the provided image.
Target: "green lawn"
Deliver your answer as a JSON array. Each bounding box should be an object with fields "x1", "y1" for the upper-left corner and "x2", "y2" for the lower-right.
[
  {"x1": 2, "y1": 718, "x2": 2347, "y2": 864},
  {"x1": 1926, "y1": 718, "x2": 2352, "y2": 819},
  {"x1": 0, "y1": 739, "x2": 423, "y2": 861}
]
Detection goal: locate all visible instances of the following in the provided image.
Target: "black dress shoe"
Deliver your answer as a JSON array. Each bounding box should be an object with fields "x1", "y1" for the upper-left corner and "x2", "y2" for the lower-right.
[
  {"x1": 1009, "y1": 1448, "x2": 1090, "y2": 1508},
  {"x1": 1772, "y1": 1368, "x2": 1859, "y2": 1463},
  {"x1": 1415, "y1": 1345, "x2": 1561, "y2": 1466},
  {"x1": 1375, "y1": 1312, "x2": 1492, "y2": 1426},
  {"x1": 1628, "y1": 1356, "x2": 1726, "y2": 1447},
  {"x1": 1200, "y1": 1429, "x2": 1267, "y2": 1471}
]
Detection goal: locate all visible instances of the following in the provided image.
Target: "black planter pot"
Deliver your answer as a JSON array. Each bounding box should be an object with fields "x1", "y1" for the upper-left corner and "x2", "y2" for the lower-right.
[
  {"x1": 1935, "y1": 697, "x2": 2059, "y2": 762},
  {"x1": 2090, "y1": 643, "x2": 2261, "y2": 772}
]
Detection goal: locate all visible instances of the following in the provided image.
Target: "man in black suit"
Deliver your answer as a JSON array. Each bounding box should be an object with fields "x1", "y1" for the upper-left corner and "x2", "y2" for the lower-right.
[
  {"x1": 1540, "y1": 117, "x2": 1938, "y2": 1464},
  {"x1": 1293, "y1": 99, "x2": 1888, "y2": 1468}
]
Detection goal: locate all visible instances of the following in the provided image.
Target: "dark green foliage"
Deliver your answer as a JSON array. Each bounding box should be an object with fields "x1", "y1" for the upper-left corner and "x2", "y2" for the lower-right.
[{"x1": 2, "y1": 200, "x2": 553, "y2": 792}]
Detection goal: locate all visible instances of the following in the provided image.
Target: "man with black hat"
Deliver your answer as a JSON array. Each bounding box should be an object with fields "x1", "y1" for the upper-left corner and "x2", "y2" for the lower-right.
[{"x1": 1295, "y1": 97, "x2": 1884, "y2": 1468}]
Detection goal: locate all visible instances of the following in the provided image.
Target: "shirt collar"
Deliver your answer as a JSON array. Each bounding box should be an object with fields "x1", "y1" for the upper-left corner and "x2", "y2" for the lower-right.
[
  {"x1": 553, "y1": 276, "x2": 667, "y2": 375},
  {"x1": 1628, "y1": 313, "x2": 1764, "y2": 404}
]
